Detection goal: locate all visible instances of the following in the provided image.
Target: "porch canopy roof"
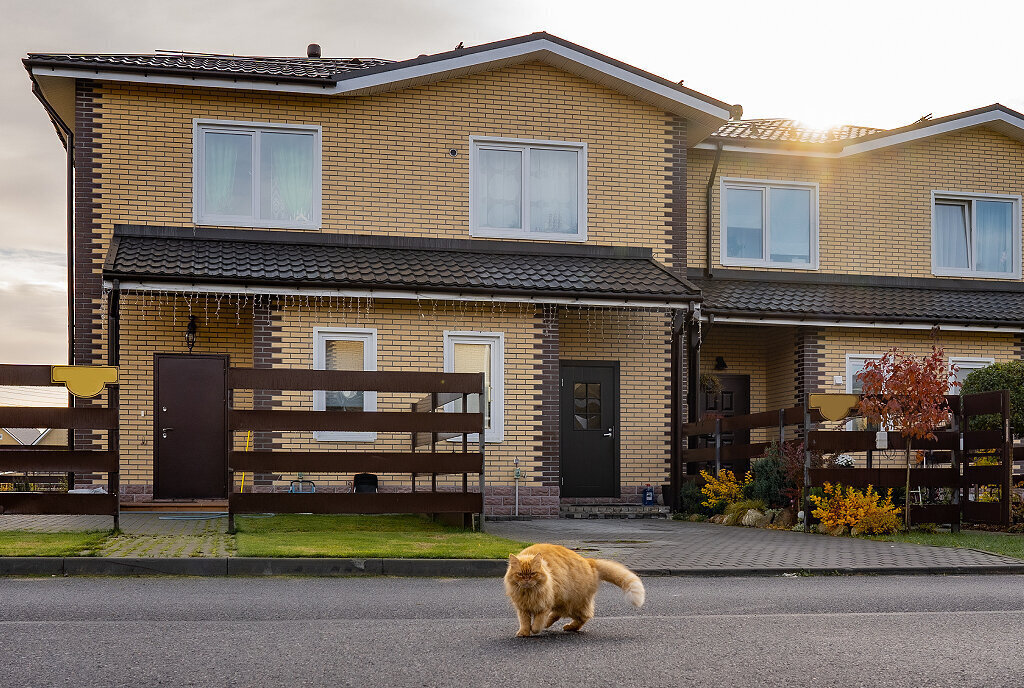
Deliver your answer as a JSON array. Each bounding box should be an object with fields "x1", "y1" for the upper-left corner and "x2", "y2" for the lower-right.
[
  {"x1": 104, "y1": 225, "x2": 700, "y2": 308},
  {"x1": 694, "y1": 270, "x2": 1024, "y2": 330}
]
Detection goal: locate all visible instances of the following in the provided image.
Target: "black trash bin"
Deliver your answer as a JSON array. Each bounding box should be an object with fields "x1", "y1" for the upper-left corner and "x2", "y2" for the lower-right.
[{"x1": 352, "y1": 473, "x2": 378, "y2": 493}]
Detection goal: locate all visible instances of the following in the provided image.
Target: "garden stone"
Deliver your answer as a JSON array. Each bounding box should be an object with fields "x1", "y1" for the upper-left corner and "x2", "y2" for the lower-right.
[
  {"x1": 741, "y1": 509, "x2": 764, "y2": 527},
  {"x1": 753, "y1": 512, "x2": 773, "y2": 528},
  {"x1": 722, "y1": 512, "x2": 739, "y2": 526},
  {"x1": 824, "y1": 524, "x2": 848, "y2": 537},
  {"x1": 774, "y1": 509, "x2": 796, "y2": 529},
  {"x1": 687, "y1": 514, "x2": 705, "y2": 522},
  {"x1": 709, "y1": 515, "x2": 725, "y2": 524}
]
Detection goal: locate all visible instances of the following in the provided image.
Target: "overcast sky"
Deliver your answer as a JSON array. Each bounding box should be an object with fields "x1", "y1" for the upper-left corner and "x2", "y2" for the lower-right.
[{"x1": 3, "y1": 0, "x2": 1024, "y2": 366}]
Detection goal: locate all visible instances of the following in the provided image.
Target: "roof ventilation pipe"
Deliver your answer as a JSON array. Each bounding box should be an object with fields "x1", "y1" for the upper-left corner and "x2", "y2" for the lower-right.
[{"x1": 307, "y1": 43, "x2": 322, "y2": 58}]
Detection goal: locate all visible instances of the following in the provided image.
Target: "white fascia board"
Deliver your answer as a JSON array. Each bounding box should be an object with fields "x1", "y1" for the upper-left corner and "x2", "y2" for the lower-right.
[
  {"x1": 30, "y1": 66, "x2": 334, "y2": 94},
  {"x1": 709, "y1": 315, "x2": 1024, "y2": 333},
  {"x1": 334, "y1": 39, "x2": 733, "y2": 122},
  {"x1": 33, "y1": 39, "x2": 732, "y2": 122},
  {"x1": 104, "y1": 280, "x2": 693, "y2": 310},
  {"x1": 695, "y1": 111, "x2": 1024, "y2": 159}
]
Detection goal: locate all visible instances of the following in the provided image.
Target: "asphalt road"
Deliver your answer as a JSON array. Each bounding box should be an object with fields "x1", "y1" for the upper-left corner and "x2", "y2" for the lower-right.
[{"x1": 3, "y1": 574, "x2": 1024, "y2": 687}]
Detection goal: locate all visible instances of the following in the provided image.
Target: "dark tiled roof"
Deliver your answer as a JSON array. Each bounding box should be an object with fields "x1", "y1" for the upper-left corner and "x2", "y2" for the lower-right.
[
  {"x1": 697, "y1": 275, "x2": 1024, "y2": 326},
  {"x1": 25, "y1": 53, "x2": 391, "y2": 82},
  {"x1": 105, "y1": 226, "x2": 699, "y2": 302},
  {"x1": 713, "y1": 118, "x2": 885, "y2": 144}
]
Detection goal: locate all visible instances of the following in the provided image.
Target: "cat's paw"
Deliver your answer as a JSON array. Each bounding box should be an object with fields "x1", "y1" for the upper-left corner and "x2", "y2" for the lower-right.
[{"x1": 516, "y1": 629, "x2": 533, "y2": 637}]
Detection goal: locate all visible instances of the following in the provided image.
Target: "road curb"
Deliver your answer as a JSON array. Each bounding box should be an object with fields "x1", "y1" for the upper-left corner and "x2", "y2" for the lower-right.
[{"x1": 3, "y1": 557, "x2": 1024, "y2": 577}]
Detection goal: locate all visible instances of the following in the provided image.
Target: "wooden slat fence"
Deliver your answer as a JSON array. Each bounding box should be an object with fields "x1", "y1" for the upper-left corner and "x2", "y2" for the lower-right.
[
  {"x1": 680, "y1": 389, "x2": 1015, "y2": 528},
  {"x1": 0, "y1": 364, "x2": 119, "y2": 528},
  {"x1": 226, "y1": 368, "x2": 486, "y2": 531}
]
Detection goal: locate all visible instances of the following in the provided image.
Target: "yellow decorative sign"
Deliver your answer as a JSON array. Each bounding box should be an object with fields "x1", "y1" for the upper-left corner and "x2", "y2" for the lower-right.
[
  {"x1": 808, "y1": 393, "x2": 860, "y2": 421},
  {"x1": 51, "y1": 365, "x2": 118, "y2": 398}
]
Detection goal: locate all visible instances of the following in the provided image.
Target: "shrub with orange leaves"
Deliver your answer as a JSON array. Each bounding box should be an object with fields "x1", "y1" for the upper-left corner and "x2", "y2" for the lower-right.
[
  {"x1": 699, "y1": 469, "x2": 746, "y2": 510},
  {"x1": 810, "y1": 482, "x2": 902, "y2": 535}
]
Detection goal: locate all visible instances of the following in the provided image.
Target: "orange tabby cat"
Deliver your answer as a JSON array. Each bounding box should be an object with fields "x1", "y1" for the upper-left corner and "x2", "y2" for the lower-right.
[{"x1": 504, "y1": 543, "x2": 645, "y2": 637}]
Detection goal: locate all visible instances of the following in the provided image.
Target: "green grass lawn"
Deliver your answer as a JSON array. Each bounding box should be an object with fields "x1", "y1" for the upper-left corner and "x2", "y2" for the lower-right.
[
  {"x1": 867, "y1": 530, "x2": 1024, "y2": 560},
  {"x1": 0, "y1": 531, "x2": 110, "y2": 557},
  {"x1": 234, "y1": 514, "x2": 531, "y2": 559}
]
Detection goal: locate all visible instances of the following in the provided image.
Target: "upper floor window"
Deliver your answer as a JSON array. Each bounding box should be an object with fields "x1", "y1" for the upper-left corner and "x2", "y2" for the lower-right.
[
  {"x1": 932, "y1": 192, "x2": 1020, "y2": 278},
  {"x1": 721, "y1": 179, "x2": 818, "y2": 269},
  {"x1": 470, "y1": 137, "x2": 587, "y2": 242},
  {"x1": 194, "y1": 120, "x2": 321, "y2": 230}
]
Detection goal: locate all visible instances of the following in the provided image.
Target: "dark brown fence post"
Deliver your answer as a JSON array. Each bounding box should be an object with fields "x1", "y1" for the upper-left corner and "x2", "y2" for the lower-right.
[
  {"x1": 778, "y1": 408, "x2": 785, "y2": 445},
  {"x1": 950, "y1": 396, "x2": 962, "y2": 534},
  {"x1": 1001, "y1": 389, "x2": 1012, "y2": 527},
  {"x1": 802, "y1": 394, "x2": 811, "y2": 533},
  {"x1": 713, "y1": 418, "x2": 722, "y2": 476}
]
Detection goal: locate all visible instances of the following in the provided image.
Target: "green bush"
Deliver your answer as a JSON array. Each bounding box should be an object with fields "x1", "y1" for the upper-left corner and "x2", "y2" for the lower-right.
[
  {"x1": 959, "y1": 360, "x2": 1024, "y2": 437},
  {"x1": 744, "y1": 447, "x2": 794, "y2": 509},
  {"x1": 724, "y1": 499, "x2": 768, "y2": 522},
  {"x1": 679, "y1": 475, "x2": 725, "y2": 516}
]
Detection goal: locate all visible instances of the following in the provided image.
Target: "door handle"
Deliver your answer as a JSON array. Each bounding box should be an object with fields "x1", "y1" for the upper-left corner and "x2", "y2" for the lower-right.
[
  {"x1": 603, "y1": 428, "x2": 615, "y2": 438},
  {"x1": 161, "y1": 427, "x2": 175, "y2": 439}
]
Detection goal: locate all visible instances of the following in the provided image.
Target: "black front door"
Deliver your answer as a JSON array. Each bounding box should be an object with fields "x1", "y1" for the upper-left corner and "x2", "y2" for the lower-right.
[
  {"x1": 560, "y1": 362, "x2": 619, "y2": 498},
  {"x1": 154, "y1": 354, "x2": 228, "y2": 499}
]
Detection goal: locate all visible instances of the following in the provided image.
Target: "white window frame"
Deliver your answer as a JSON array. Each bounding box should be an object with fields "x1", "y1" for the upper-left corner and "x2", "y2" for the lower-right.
[
  {"x1": 846, "y1": 354, "x2": 883, "y2": 431},
  {"x1": 193, "y1": 118, "x2": 322, "y2": 230},
  {"x1": 931, "y1": 190, "x2": 1021, "y2": 279},
  {"x1": 313, "y1": 328, "x2": 377, "y2": 442},
  {"x1": 469, "y1": 136, "x2": 587, "y2": 242},
  {"x1": 443, "y1": 331, "x2": 504, "y2": 443},
  {"x1": 949, "y1": 356, "x2": 995, "y2": 388},
  {"x1": 720, "y1": 177, "x2": 819, "y2": 269}
]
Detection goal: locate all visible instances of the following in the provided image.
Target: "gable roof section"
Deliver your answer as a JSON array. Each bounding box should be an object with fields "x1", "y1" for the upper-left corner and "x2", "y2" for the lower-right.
[
  {"x1": 104, "y1": 225, "x2": 700, "y2": 306},
  {"x1": 695, "y1": 270, "x2": 1024, "y2": 330},
  {"x1": 26, "y1": 33, "x2": 735, "y2": 142},
  {"x1": 700, "y1": 104, "x2": 1024, "y2": 157}
]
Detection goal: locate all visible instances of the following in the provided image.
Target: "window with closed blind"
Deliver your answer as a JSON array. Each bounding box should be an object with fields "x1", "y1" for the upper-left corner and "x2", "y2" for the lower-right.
[
  {"x1": 443, "y1": 331, "x2": 504, "y2": 442},
  {"x1": 313, "y1": 328, "x2": 377, "y2": 442}
]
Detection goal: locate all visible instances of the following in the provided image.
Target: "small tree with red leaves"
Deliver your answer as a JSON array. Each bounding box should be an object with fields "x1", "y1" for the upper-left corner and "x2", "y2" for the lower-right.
[{"x1": 856, "y1": 346, "x2": 953, "y2": 529}]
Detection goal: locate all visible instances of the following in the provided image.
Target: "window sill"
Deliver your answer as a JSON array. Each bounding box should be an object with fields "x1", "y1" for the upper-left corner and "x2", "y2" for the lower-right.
[
  {"x1": 720, "y1": 259, "x2": 819, "y2": 270},
  {"x1": 470, "y1": 228, "x2": 587, "y2": 243},
  {"x1": 314, "y1": 431, "x2": 377, "y2": 443},
  {"x1": 931, "y1": 269, "x2": 1020, "y2": 280},
  {"x1": 195, "y1": 219, "x2": 322, "y2": 231}
]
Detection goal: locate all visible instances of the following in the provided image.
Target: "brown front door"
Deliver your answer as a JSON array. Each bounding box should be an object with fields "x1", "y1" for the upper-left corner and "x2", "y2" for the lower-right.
[
  {"x1": 560, "y1": 362, "x2": 619, "y2": 498},
  {"x1": 154, "y1": 354, "x2": 228, "y2": 499}
]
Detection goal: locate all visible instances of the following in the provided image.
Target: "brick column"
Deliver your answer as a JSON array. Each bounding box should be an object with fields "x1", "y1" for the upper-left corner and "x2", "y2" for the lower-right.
[
  {"x1": 665, "y1": 116, "x2": 687, "y2": 273},
  {"x1": 251, "y1": 303, "x2": 283, "y2": 489},
  {"x1": 795, "y1": 326, "x2": 824, "y2": 403},
  {"x1": 532, "y1": 304, "x2": 560, "y2": 517}
]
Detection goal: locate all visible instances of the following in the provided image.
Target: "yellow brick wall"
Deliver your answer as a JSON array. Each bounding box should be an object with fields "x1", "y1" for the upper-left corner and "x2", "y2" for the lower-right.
[
  {"x1": 91, "y1": 61, "x2": 674, "y2": 262},
  {"x1": 254, "y1": 298, "x2": 543, "y2": 491},
  {"x1": 558, "y1": 308, "x2": 673, "y2": 487},
  {"x1": 117, "y1": 293, "x2": 254, "y2": 486},
  {"x1": 688, "y1": 128, "x2": 1024, "y2": 278}
]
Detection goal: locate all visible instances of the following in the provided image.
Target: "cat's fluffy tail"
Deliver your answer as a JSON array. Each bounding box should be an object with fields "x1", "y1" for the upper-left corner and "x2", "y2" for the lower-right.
[{"x1": 589, "y1": 558, "x2": 645, "y2": 607}]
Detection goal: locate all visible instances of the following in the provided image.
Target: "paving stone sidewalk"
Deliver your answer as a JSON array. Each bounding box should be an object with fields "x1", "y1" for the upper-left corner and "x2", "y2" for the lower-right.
[
  {"x1": 486, "y1": 518, "x2": 1024, "y2": 573},
  {"x1": 0, "y1": 512, "x2": 234, "y2": 558}
]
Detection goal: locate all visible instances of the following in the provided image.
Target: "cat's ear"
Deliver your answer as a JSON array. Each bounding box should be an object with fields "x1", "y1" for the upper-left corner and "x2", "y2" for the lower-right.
[
  {"x1": 508, "y1": 554, "x2": 520, "y2": 569},
  {"x1": 532, "y1": 553, "x2": 544, "y2": 566}
]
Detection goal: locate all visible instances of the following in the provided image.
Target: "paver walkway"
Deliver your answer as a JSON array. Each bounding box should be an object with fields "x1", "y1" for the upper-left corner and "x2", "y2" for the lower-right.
[
  {"x1": 487, "y1": 519, "x2": 1024, "y2": 573},
  {"x1": 0, "y1": 512, "x2": 234, "y2": 558}
]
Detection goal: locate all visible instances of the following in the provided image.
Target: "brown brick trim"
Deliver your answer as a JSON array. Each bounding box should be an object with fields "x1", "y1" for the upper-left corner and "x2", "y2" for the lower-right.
[
  {"x1": 795, "y1": 326, "x2": 824, "y2": 402},
  {"x1": 73, "y1": 80, "x2": 102, "y2": 368},
  {"x1": 535, "y1": 304, "x2": 560, "y2": 488},
  {"x1": 1015, "y1": 334, "x2": 1024, "y2": 359},
  {"x1": 665, "y1": 116, "x2": 687, "y2": 272},
  {"x1": 251, "y1": 303, "x2": 284, "y2": 486}
]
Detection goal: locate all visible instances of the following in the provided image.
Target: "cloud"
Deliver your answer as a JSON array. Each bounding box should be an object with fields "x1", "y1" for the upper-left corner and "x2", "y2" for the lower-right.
[{"x1": 0, "y1": 281, "x2": 67, "y2": 364}]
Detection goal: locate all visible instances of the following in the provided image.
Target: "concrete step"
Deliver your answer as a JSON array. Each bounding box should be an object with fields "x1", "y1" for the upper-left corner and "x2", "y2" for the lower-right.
[{"x1": 559, "y1": 504, "x2": 670, "y2": 519}]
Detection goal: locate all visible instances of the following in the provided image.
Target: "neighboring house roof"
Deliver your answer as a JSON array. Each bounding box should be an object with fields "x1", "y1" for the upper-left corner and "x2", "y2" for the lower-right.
[
  {"x1": 701, "y1": 104, "x2": 1024, "y2": 157},
  {"x1": 104, "y1": 226, "x2": 700, "y2": 305},
  {"x1": 695, "y1": 271, "x2": 1024, "y2": 329},
  {"x1": 713, "y1": 119, "x2": 884, "y2": 144},
  {"x1": 26, "y1": 32, "x2": 735, "y2": 142}
]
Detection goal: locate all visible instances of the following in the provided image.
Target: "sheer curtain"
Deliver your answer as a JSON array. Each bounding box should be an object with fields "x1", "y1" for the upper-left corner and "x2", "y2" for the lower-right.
[
  {"x1": 769, "y1": 187, "x2": 811, "y2": 263},
  {"x1": 935, "y1": 202, "x2": 969, "y2": 269},
  {"x1": 975, "y1": 200, "x2": 1012, "y2": 273},
  {"x1": 261, "y1": 132, "x2": 313, "y2": 222},
  {"x1": 725, "y1": 187, "x2": 763, "y2": 259},
  {"x1": 324, "y1": 339, "x2": 364, "y2": 412},
  {"x1": 477, "y1": 149, "x2": 522, "y2": 229},
  {"x1": 530, "y1": 149, "x2": 578, "y2": 233},
  {"x1": 203, "y1": 132, "x2": 251, "y2": 216}
]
